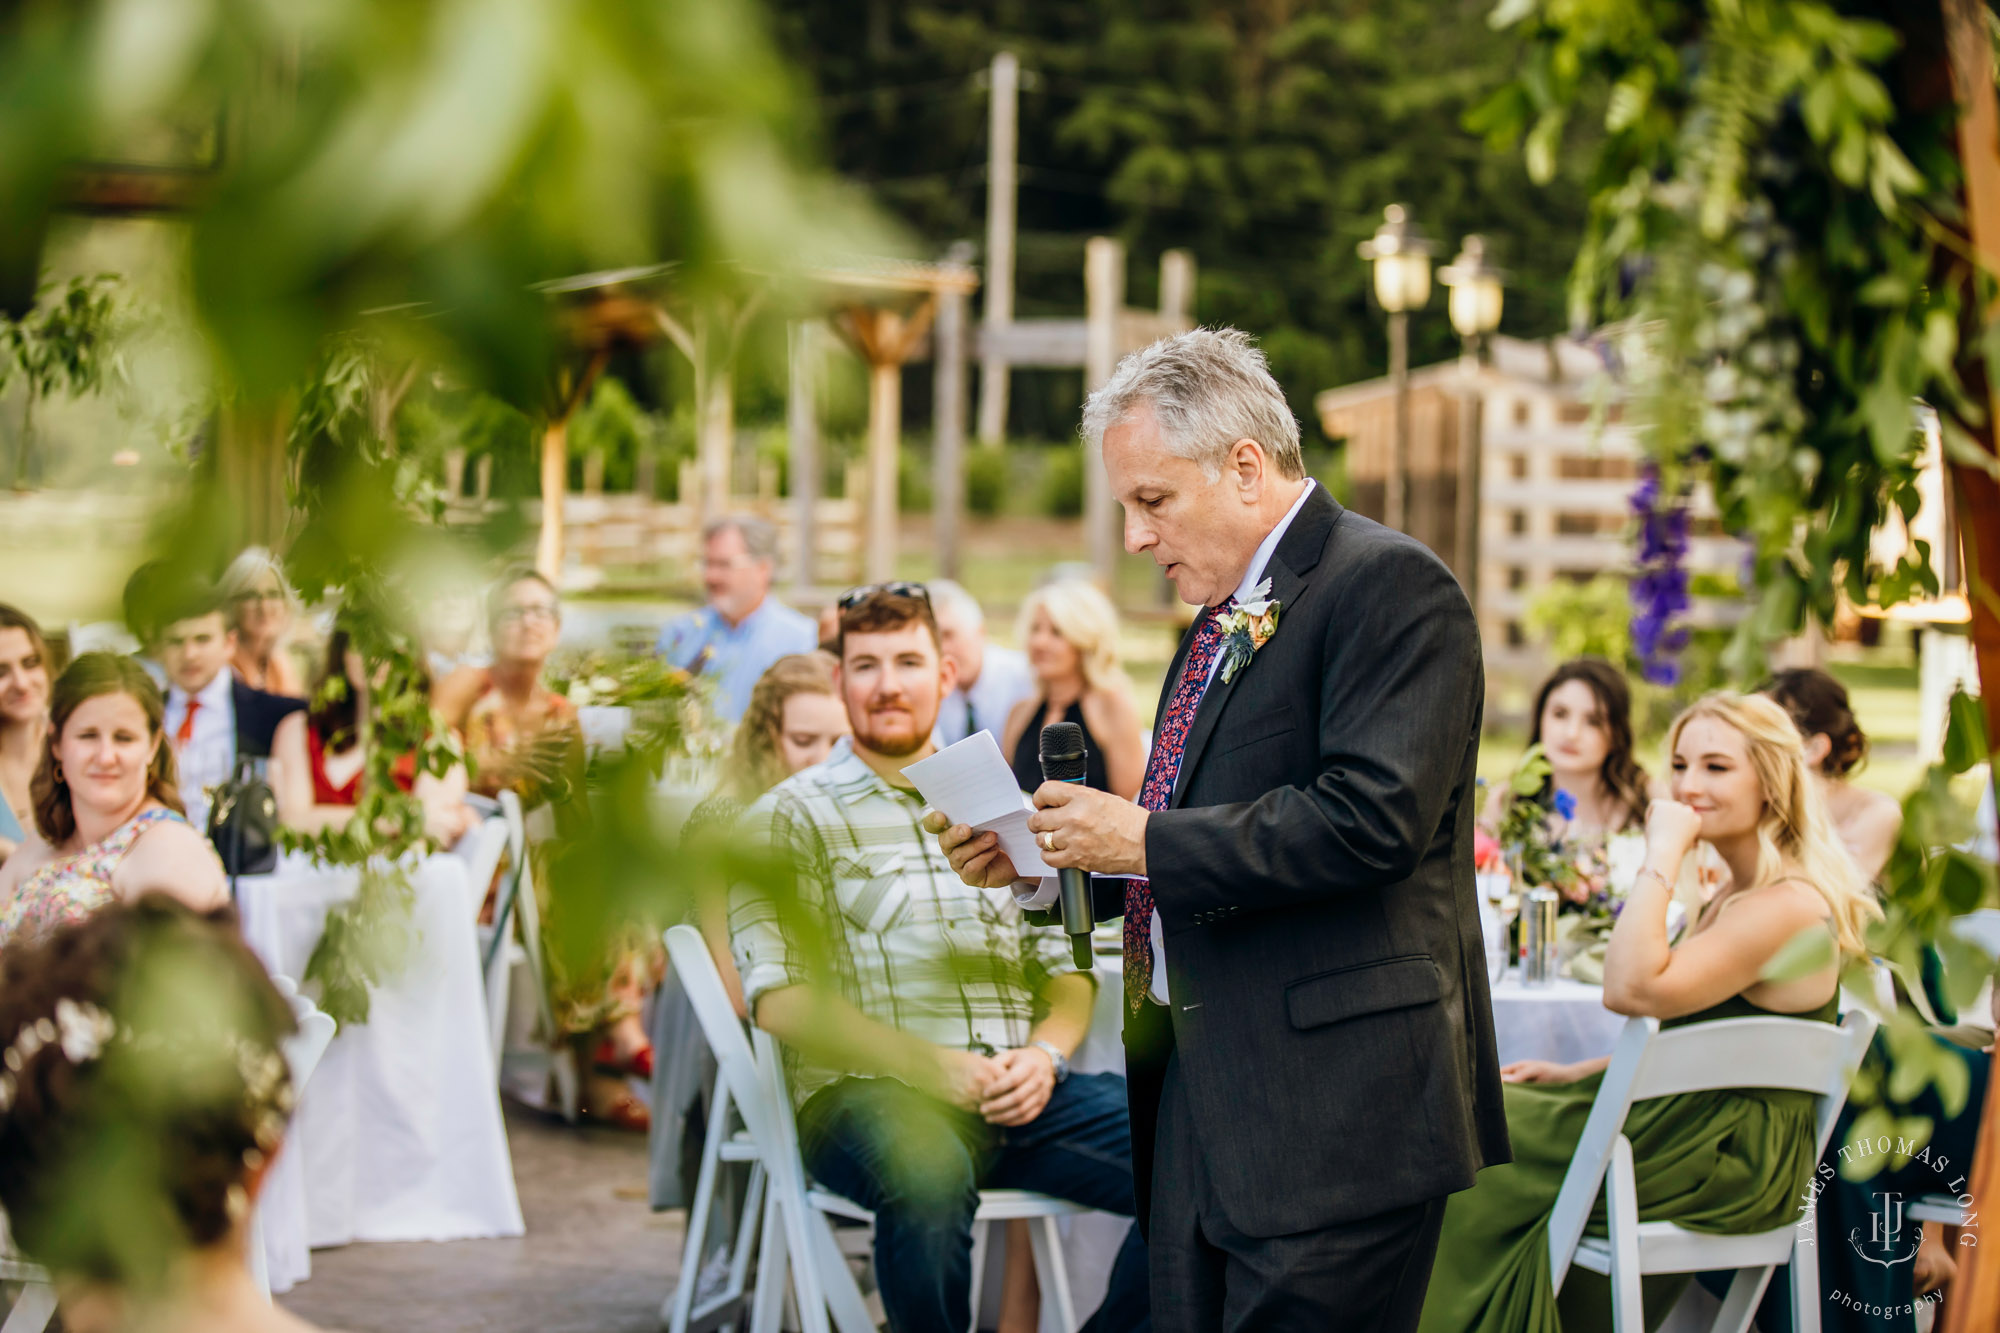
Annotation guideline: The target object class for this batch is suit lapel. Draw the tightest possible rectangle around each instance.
[1169,486,1342,808]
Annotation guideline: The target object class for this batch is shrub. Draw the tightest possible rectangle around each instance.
[1039,445,1084,518]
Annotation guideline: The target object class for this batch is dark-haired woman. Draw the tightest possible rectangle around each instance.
[1486,658,1654,841]
[281,629,479,847]
[0,896,334,1333]
[0,603,53,863]
[1762,667,1901,882]
[0,653,225,949]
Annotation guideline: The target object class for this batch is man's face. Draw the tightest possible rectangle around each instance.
[1103,402,1273,608]
[158,613,234,695]
[703,528,773,624]
[836,622,957,760]
[933,606,986,688]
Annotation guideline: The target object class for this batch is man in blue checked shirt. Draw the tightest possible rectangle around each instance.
[729,583,1149,1333]
[657,516,816,723]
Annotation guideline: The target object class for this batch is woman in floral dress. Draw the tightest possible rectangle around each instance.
[0,653,225,950]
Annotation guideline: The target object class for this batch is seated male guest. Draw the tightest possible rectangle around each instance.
[658,516,816,724]
[156,582,308,830]
[729,585,1149,1333]
[929,578,1035,748]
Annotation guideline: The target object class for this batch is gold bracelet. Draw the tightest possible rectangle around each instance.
[1636,866,1674,893]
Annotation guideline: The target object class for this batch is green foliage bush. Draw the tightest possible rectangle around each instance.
[966,445,1010,517]
[1039,446,1084,518]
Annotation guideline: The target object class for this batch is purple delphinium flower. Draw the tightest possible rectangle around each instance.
[1553,789,1578,821]
[1630,462,1693,686]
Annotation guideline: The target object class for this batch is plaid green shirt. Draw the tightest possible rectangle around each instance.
[729,738,1085,1105]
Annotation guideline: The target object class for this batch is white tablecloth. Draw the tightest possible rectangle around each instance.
[237,852,524,1290]
[1488,975,1629,1068]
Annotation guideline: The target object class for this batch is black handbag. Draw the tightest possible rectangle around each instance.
[207,753,280,885]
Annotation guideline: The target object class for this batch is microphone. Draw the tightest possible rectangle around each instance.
[1039,721,1095,970]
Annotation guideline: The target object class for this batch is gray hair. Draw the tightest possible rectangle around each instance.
[926,579,984,630]
[704,515,780,565]
[216,546,299,627]
[1081,327,1303,481]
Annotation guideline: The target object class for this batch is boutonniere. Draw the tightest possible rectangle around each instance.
[1215,579,1282,684]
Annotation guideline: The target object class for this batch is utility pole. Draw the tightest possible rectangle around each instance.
[976,50,1018,445]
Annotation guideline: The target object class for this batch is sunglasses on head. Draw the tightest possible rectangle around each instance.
[836,582,931,611]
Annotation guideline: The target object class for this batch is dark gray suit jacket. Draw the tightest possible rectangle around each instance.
[1119,485,1509,1238]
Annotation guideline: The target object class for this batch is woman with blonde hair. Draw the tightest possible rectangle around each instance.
[1420,692,1880,1333]
[1000,579,1146,800]
[218,547,306,699]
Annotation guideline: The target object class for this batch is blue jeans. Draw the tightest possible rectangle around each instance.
[798,1071,1151,1333]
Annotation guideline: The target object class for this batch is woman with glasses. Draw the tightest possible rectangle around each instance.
[218,547,306,699]
[436,570,652,1128]
[435,569,582,806]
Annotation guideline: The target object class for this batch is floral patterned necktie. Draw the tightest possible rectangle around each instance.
[1125,599,1233,1011]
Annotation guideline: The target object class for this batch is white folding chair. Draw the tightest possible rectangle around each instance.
[663,923,1088,1333]
[248,977,339,1301]
[0,1222,56,1333]
[483,790,578,1121]
[1547,1009,1877,1333]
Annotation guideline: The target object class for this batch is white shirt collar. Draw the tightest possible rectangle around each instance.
[1232,479,1317,605]
[173,667,235,711]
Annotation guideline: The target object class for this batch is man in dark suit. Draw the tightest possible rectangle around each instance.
[930,328,1508,1330]
[155,582,306,831]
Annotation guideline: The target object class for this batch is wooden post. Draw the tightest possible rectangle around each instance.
[1083,236,1125,588]
[977,51,1020,445]
[933,279,970,580]
[866,355,901,582]
[216,403,290,549]
[1159,249,1196,325]
[694,309,735,522]
[536,416,568,582]
[788,320,821,593]
[533,350,607,584]
[1454,346,1485,603]
[1935,3,2000,1329]
[1386,309,1411,534]
[833,300,936,584]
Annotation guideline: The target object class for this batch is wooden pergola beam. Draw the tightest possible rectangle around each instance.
[1934,3,2000,1328]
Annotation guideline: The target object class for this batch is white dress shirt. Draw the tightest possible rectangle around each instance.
[936,644,1037,748]
[1015,480,1319,1006]
[165,668,237,830]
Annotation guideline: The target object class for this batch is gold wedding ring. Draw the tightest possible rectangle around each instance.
[1042,832,1056,852]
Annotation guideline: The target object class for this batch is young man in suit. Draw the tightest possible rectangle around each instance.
[931,328,1509,1331]
[155,584,308,831]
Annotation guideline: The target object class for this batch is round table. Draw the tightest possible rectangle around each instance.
[1487,974,1630,1067]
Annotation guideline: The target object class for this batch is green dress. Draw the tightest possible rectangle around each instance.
[1418,992,1838,1333]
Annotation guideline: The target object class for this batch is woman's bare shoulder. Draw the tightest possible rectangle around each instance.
[117,814,227,909]
[0,830,56,890]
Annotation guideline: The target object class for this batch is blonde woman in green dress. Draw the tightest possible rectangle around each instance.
[1419,692,1881,1333]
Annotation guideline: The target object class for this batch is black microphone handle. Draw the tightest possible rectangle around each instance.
[1058,864,1094,969]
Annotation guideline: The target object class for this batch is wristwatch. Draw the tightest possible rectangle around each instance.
[1030,1040,1071,1083]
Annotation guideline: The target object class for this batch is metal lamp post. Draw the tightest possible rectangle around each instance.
[1358,205,1434,533]
[1438,234,1506,610]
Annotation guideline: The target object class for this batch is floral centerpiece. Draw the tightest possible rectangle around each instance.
[548,648,710,778]
[1483,745,1664,982]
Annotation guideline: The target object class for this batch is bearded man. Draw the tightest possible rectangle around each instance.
[728,583,1150,1333]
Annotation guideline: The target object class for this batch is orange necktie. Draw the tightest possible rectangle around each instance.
[176,697,200,749]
